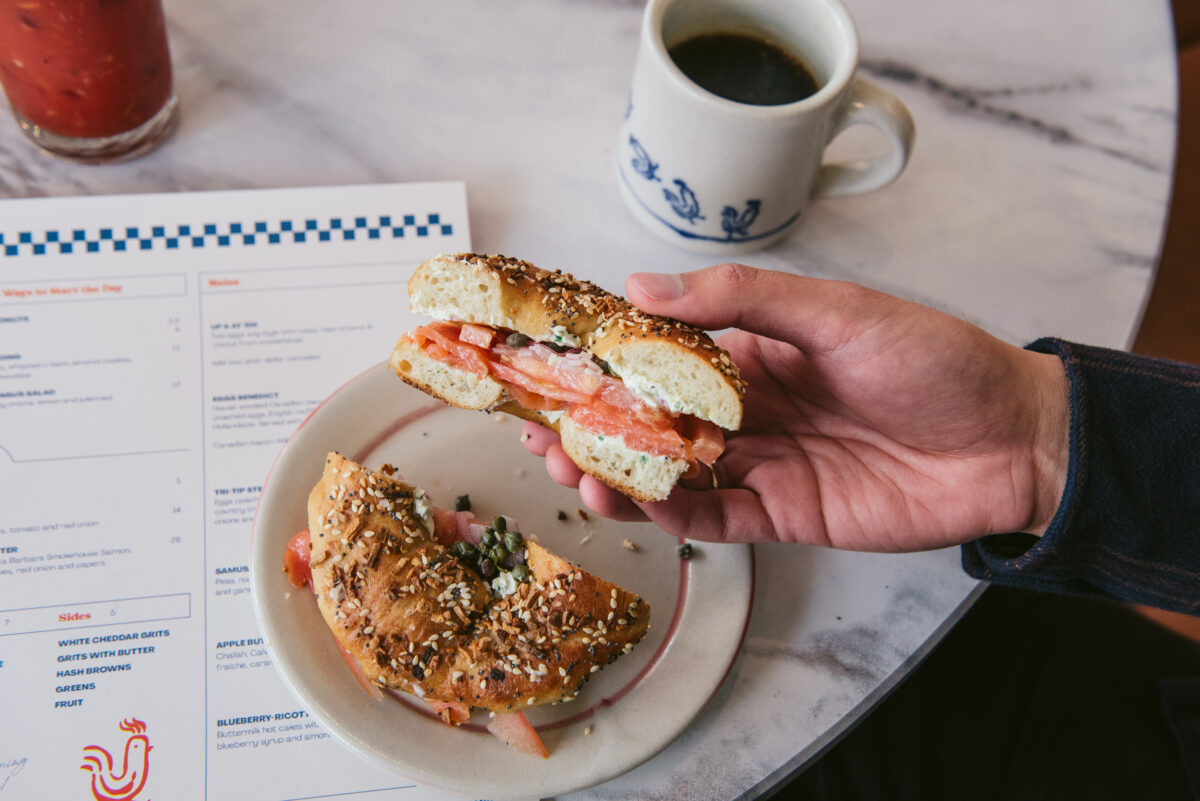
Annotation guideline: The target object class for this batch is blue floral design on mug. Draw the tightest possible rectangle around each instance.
[628,135,660,182]
[617,128,798,248]
[721,200,761,238]
[663,179,704,223]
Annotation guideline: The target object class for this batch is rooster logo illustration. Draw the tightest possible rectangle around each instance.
[80,718,152,801]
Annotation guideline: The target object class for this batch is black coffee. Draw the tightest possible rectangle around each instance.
[668,32,819,106]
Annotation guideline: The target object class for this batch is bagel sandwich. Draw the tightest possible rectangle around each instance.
[389,253,746,502]
[283,452,652,756]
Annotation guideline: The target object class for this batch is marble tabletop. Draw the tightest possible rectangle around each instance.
[0,0,1178,798]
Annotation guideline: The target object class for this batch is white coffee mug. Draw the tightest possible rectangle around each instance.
[616,0,915,254]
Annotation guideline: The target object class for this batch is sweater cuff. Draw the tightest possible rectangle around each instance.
[961,338,1200,613]
[961,338,1083,595]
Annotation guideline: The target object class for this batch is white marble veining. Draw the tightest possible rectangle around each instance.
[0,0,1177,798]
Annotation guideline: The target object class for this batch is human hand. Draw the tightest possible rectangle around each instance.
[521,264,1070,551]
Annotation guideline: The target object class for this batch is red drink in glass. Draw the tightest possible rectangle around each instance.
[0,0,179,162]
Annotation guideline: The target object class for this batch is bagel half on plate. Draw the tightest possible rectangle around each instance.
[282,452,652,757]
[389,253,746,502]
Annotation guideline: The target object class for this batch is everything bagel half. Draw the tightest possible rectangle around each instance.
[390,253,746,501]
[284,453,652,755]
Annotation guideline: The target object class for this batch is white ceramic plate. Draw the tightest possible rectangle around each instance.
[251,362,753,799]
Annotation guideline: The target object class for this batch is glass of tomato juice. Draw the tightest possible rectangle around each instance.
[0,0,179,163]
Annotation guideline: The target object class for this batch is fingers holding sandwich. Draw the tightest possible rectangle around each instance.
[523,420,781,541]
[518,420,558,458]
[579,472,778,544]
[627,263,886,355]
[522,421,647,521]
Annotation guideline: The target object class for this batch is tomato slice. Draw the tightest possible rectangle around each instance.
[459,323,495,349]
[336,639,385,700]
[283,529,312,588]
[426,699,471,726]
[487,711,549,758]
[432,508,460,547]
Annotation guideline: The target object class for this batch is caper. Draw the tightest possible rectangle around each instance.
[502,531,523,553]
[491,545,510,564]
[454,494,471,512]
[478,558,498,579]
[676,542,694,559]
[510,564,530,582]
[480,529,497,549]
[452,541,478,560]
[491,516,507,533]
[506,332,532,348]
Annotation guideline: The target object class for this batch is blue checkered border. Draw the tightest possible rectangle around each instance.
[0,213,455,257]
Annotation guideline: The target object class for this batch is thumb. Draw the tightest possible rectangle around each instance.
[626,263,875,352]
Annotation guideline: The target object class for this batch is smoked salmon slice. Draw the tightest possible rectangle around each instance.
[404,322,724,468]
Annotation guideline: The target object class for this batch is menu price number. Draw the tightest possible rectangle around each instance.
[168,475,184,545]
[166,315,185,392]
[169,502,184,543]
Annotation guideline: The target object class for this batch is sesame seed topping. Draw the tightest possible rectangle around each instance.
[445,253,745,396]
[312,452,652,717]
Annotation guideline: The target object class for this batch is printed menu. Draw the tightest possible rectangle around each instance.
[0,183,484,801]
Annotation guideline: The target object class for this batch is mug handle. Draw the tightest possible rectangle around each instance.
[813,77,915,199]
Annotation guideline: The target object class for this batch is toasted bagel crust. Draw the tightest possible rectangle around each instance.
[307,453,651,712]
[407,253,745,429]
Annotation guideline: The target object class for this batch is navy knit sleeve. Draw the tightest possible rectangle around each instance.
[961,338,1200,614]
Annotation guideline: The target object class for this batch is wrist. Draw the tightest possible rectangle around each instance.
[1024,350,1071,536]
